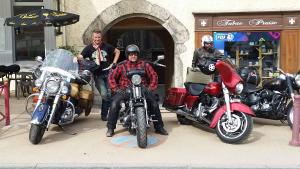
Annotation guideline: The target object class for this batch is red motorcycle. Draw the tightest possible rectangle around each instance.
[163,58,254,144]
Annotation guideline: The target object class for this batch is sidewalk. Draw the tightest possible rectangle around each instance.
[1,97,300,168]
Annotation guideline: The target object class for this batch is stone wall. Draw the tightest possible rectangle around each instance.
[61,0,300,86]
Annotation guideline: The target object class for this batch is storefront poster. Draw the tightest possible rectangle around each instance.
[213,31,280,55]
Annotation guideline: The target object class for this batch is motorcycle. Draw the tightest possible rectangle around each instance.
[163,57,254,144]
[117,55,166,148]
[25,49,94,144]
[238,66,300,128]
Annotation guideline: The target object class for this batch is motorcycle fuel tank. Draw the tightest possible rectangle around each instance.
[263,78,286,91]
[203,82,222,96]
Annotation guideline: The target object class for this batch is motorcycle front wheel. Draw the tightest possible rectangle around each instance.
[135,107,147,148]
[29,124,46,144]
[216,111,253,144]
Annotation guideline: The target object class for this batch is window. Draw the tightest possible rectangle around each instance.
[13,6,45,61]
[214,31,280,79]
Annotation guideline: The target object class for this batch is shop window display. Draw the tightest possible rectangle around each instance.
[214,32,280,81]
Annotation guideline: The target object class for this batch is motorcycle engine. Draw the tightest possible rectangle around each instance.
[193,96,219,120]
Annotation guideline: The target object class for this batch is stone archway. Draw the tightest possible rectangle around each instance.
[82,0,189,87]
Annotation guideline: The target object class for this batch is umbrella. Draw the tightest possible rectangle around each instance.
[4,8,79,27]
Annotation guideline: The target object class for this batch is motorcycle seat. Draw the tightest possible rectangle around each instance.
[0,64,20,74]
[184,82,206,96]
[243,83,262,93]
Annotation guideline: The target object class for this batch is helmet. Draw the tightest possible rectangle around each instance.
[198,58,216,75]
[125,44,140,57]
[80,70,92,84]
[238,67,260,86]
[201,35,213,46]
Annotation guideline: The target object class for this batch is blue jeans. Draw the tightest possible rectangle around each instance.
[94,74,111,118]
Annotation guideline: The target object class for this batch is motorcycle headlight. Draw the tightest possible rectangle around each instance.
[61,85,69,95]
[295,74,300,87]
[235,83,244,94]
[131,74,142,85]
[46,80,60,94]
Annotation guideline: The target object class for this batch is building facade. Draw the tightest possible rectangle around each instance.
[1,0,300,89]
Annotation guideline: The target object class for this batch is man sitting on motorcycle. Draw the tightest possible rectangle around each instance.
[106,44,168,137]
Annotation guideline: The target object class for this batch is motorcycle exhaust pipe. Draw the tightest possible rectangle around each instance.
[177,108,211,124]
[176,109,198,123]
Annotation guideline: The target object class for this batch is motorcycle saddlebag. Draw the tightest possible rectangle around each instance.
[163,88,187,109]
[79,89,93,107]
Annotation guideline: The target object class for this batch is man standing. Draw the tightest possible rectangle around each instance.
[78,30,120,121]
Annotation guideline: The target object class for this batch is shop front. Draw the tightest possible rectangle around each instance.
[194,12,300,80]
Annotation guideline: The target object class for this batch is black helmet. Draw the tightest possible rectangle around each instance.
[125,44,140,57]
[80,70,92,84]
[238,67,260,86]
[198,58,216,75]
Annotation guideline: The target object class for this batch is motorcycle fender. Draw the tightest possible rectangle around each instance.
[210,102,255,128]
[31,103,50,125]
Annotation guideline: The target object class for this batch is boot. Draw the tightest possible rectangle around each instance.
[101,100,110,121]
[106,128,114,137]
[101,115,107,121]
[155,127,168,135]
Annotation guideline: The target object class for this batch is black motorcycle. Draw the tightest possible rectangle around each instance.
[118,55,165,148]
[239,66,300,128]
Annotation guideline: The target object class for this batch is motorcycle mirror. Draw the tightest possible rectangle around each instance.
[35,56,43,62]
[157,55,165,61]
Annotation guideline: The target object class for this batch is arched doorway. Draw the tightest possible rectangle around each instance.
[104,17,174,101]
[82,0,189,87]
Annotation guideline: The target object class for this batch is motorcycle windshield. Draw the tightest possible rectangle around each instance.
[41,49,79,78]
[216,60,242,91]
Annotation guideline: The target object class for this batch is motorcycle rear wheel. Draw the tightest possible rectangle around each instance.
[136,107,147,148]
[216,111,253,144]
[29,124,46,144]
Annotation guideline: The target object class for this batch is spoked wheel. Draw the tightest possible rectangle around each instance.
[216,111,253,144]
[286,102,294,129]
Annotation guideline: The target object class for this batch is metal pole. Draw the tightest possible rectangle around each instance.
[289,95,300,146]
[4,80,10,126]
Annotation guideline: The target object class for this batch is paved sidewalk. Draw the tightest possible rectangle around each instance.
[1,97,300,168]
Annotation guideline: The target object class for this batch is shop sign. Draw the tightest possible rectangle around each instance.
[248,19,278,26]
[194,13,300,31]
[217,19,243,26]
[215,18,280,27]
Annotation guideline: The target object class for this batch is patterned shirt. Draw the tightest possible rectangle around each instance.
[108,60,158,92]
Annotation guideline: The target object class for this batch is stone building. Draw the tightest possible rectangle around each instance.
[1,0,300,92]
